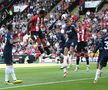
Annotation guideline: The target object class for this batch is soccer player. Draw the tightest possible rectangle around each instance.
[93,31,103,69]
[27,10,50,56]
[63,21,77,77]
[93,30,108,83]
[55,27,66,68]
[3,24,22,85]
[75,22,89,72]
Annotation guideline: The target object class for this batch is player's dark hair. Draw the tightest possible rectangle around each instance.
[7,24,13,31]
[39,10,46,15]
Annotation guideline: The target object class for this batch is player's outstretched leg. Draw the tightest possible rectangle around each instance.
[93,69,101,83]
[86,57,90,72]
[62,55,68,77]
[75,56,80,71]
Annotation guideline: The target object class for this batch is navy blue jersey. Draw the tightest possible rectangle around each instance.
[97,34,108,67]
[101,34,108,54]
[4,31,13,53]
[65,25,77,39]
[94,34,108,55]
[93,39,103,53]
[56,32,65,46]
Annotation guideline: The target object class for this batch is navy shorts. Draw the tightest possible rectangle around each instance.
[31,31,45,40]
[97,52,102,63]
[65,38,77,48]
[3,52,13,65]
[76,41,88,52]
[99,55,108,67]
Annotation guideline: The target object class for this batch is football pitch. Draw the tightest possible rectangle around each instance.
[0,63,108,90]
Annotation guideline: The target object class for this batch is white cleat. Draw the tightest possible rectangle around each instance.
[93,80,97,84]
[4,81,13,85]
[74,67,79,72]
[64,72,68,78]
[86,67,89,72]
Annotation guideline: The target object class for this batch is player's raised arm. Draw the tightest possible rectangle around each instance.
[27,18,33,35]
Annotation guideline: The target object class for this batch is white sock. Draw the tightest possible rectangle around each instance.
[62,55,67,68]
[63,68,67,73]
[10,66,17,81]
[5,66,11,82]
[69,55,72,66]
[86,65,89,68]
[62,55,67,73]
[94,69,101,81]
[76,65,79,68]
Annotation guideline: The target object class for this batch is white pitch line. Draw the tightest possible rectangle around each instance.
[0,77,107,90]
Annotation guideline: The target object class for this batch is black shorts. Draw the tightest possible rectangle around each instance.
[99,55,108,67]
[31,31,45,40]
[65,38,77,48]
[58,45,65,54]
[3,52,13,65]
[76,41,88,52]
[97,52,102,63]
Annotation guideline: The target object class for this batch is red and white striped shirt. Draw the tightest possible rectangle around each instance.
[31,15,44,32]
[77,25,87,42]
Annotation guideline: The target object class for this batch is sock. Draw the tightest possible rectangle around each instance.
[86,65,89,68]
[61,55,67,69]
[86,57,89,65]
[75,56,80,69]
[10,66,17,81]
[38,46,44,54]
[44,47,50,55]
[69,54,72,67]
[76,65,79,68]
[76,56,80,65]
[63,68,67,73]
[94,69,101,81]
[5,66,11,82]
[63,55,67,67]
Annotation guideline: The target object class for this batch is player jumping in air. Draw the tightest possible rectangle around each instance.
[27,10,50,56]
[62,21,77,77]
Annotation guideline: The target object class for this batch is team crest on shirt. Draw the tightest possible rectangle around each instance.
[10,35,13,39]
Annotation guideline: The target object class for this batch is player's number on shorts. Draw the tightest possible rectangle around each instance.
[104,41,108,50]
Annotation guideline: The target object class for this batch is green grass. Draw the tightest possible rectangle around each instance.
[0,63,108,90]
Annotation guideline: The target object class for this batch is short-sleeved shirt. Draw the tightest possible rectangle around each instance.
[3,31,13,64]
[65,25,77,40]
[31,15,44,32]
[4,31,13,53]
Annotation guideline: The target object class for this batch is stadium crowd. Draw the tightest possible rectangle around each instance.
[0,0,108,63]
